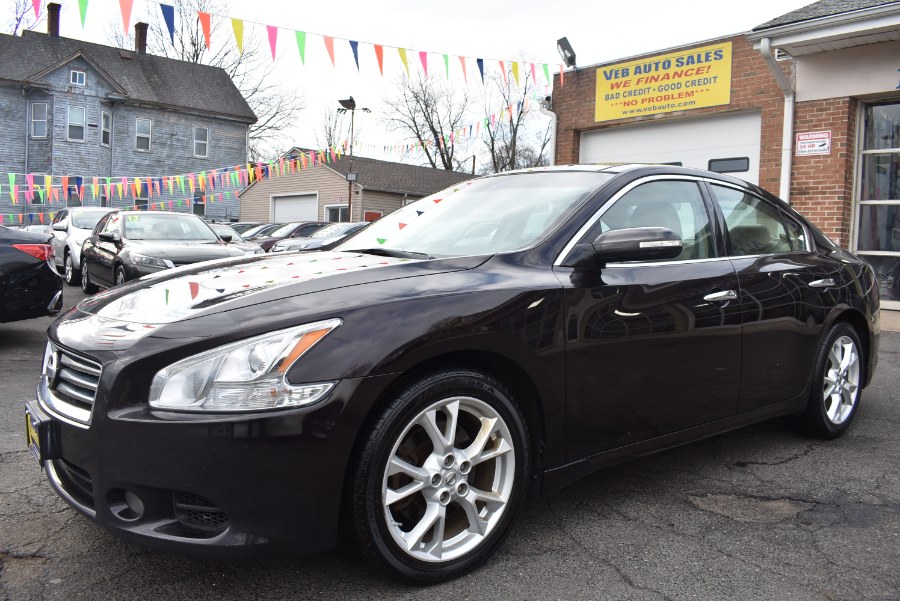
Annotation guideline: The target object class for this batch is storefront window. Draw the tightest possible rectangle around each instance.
[857,101,900,304]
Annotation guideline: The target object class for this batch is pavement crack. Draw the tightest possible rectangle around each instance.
[734,444,816,467]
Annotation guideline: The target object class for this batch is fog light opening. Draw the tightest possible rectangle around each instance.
[107,488,144,521]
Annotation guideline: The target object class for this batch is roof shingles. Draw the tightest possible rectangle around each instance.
[754,0,900,30]
[0,30,255,122]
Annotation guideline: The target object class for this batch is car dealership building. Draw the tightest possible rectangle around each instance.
[551,0,900,309]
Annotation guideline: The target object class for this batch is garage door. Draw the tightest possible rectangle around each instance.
[580,111,762,184]
[272,194,318,221]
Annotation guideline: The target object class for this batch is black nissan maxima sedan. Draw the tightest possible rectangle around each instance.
[0,225,63,323]
[26,165,879,582]
[79,210,246,290]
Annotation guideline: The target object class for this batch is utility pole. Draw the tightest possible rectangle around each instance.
[337,97,370,222]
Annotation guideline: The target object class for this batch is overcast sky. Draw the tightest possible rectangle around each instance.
[10,0,816,161]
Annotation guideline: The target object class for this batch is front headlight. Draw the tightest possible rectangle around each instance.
[131,253,174,269]
[149,319,341,412]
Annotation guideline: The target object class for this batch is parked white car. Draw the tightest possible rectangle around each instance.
[49,206,115,286]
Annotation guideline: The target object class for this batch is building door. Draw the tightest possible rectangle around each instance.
[272,194,317,221]
[855,101,900,310]
[579,112,762,184]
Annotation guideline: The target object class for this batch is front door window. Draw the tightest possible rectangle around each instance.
[856,102,900,305]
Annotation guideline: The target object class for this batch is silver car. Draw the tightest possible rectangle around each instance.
[49,207,114,286]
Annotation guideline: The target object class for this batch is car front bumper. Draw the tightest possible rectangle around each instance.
[31,372,392,558]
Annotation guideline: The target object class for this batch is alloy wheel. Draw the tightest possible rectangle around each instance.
[381,396,516,562]
[822,335,860,425]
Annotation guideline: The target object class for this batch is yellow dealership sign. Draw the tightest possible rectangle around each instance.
[595,42,732,122]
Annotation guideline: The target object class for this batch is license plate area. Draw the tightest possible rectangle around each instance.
[25,401,59,464]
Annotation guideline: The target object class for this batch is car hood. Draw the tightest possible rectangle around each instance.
[126,239,245,263]
[72,251,486,329]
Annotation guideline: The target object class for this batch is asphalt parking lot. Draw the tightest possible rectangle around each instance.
[1,285,898,600]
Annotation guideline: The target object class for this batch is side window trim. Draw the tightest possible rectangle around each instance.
[554,174,716,267]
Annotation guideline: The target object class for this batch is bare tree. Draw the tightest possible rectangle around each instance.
[315,106,354,152]
[107,0,303,160]
[479,66,552,174]
[5,0,43,35]
[383,74,472,171]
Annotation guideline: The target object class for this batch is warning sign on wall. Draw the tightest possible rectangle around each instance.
[796,131,832,156]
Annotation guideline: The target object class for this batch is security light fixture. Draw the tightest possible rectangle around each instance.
[557,37,576,68]
[338,97,356,111]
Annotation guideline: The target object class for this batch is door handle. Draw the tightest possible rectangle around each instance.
[703,290,738,303]
[808,278,835,289]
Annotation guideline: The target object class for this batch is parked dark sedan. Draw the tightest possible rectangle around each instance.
[79,211,245,291]
[269,222,368,253]
[251,221,331,252]
[0,225,63,323]
[26,165,879,583]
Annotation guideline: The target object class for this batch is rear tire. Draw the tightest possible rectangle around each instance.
[81,259,98,294]
[348,369,530,582]
[796,322,863,438]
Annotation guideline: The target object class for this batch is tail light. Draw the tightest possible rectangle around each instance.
[13,243,55,263]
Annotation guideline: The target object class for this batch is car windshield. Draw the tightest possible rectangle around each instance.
[72,209,111,229]
[311,223,358,238]
[230,223,258,234]
[211,224,245,242]
[268,222,302,237]
[338,171,613,258]
[244,223,283,238]
[123,213,219,242]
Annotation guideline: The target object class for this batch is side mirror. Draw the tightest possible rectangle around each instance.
[566,227,682,267]
[52,220,67,231]
[219,234,233,243]
[593,227,682,264]
[98,231,119,242]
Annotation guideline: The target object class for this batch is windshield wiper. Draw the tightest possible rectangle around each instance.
[348,248,434,260]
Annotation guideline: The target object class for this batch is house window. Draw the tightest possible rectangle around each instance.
[193,126,208,157]
[192,191,206,216]
[70,70,86,86]
[67,106,86,141]
[31,103,47,138]
[101,112,111,147]
[135,118,151,151]
[708,157,750,174]
[325,205,349,222]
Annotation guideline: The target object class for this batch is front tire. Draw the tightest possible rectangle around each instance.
[796,322,863,438]
[349,369,530,582]
[114,265,127,286]
[81,259,98,294]
[64,251,80,287]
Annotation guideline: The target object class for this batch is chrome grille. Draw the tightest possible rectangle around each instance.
[43,343,102,424]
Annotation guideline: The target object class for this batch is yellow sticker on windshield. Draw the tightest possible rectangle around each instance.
[127,215,140,222]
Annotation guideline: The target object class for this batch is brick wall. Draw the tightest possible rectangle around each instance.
[552,35,789,196]
[789,98,857,247]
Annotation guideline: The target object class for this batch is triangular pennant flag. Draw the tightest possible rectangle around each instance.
[231,18,244,55]
[32,0,40,20]
[159,4,175,45]
[295,31,306,64]
[477,58,485,84]
[118,0,133,33]
[323,36,335,66]
[12,185,19,205]
[398,48,409,75]
[458,56,467,83]
[530,62,537,86]
[266,25,277,60]
[543,63,550,87]
[6,173,14,201]
[512,61,520,86]
[419,51,428,76]
[443,54,449,78]
[374,44,384,75]
[198,12,211,49]
[77,0,88,27]
[499,60,508,85]
[349,40,360,71]
[176,174,184,194]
